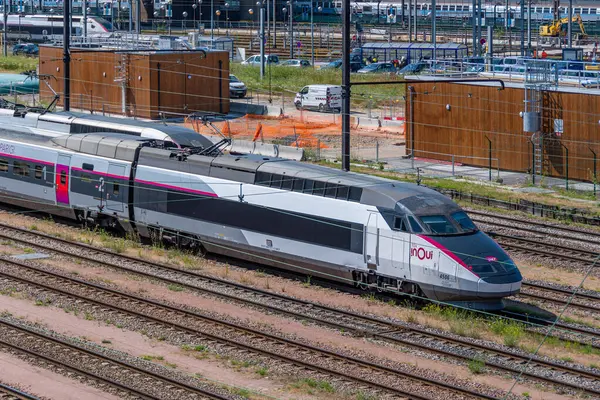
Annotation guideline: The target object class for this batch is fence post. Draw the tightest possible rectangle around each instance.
[317,138,321,161]
[562,143,569,191]
[452,154,455,176]
[485,135,492,181]
[590,147,597,197]
[376,140,379,163]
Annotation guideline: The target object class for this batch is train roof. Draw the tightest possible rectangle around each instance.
[52,133,159,162]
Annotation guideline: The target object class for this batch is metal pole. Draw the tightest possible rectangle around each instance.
[63,0,70,111]
[527,0,531,54]
[310,0,314,67]
[520,0,524,55]
[409,86,415,169]
[568,0,572,48]
[289,0,293,58]
[477,0,482,50]
[432,0,436,59]
[260,7,265,79]
[472,0,477,55]
[211,0,214,38]
[591,148,597,197]
[408,0,411,43]
[488,24,493,62]
[273,0,276,47]
[413,0,416,41]
[341,0,350,171]
[3,0,7,57]
[562,144,569,190]
[488,137,492,181]
[83,2,88,40]
[137,0,141,33]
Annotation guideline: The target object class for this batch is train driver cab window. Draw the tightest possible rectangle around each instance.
[408,216,423,233]
[451,211,477,232]
[419,215,457,234]
[393,216,409,232]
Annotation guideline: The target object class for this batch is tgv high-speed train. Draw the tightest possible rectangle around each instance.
[0,110,522,310]
[0,14,112,41]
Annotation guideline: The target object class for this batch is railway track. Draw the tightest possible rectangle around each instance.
[0,319,227,400]
[491,233,599,265]
[0,384,39,400]
[0,224,599,396]
[0,257,491,400]
[520,281,600,314]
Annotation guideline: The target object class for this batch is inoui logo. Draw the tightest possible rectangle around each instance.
[411,246,433,260]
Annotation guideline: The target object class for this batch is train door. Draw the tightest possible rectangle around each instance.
[105,163,125,212]
[55,154,71,206]
[364,212,379,269]
[392,229,409,279]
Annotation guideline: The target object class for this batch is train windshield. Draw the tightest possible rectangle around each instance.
[417,212,478,235]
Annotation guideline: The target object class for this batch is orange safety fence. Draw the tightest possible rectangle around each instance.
[184,113,351,149]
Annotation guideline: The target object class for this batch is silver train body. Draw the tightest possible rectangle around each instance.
[0,111,522,310]
[0,14,112,41]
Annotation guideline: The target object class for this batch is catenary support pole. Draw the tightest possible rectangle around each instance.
[63,0,70,111]
[520,0,524,55]
[310,0,314,68]
[568,0,572,48]
[432,0,436,59]
[3,0,7,57]
[83,1,88,40]
[260,7,265,79]
[341,0,350,171]
[472,0,477,55]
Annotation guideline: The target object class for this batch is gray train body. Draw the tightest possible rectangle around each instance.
[0,121,521,310]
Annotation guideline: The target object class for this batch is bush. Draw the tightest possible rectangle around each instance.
[468,357,485,374]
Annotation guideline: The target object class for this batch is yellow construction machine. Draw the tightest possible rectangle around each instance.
[539,14,587,38]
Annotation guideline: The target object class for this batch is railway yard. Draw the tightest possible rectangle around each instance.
[0,193,598,400]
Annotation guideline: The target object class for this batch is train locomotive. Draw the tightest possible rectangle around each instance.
[0,111,522,310]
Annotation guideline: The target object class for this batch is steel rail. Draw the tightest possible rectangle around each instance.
[0,320,225,400]
[0,258,480,400]
[0,383,40,400]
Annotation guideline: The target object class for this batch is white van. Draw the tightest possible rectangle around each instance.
[294,85,342,113]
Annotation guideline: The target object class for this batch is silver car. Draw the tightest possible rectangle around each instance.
[229,74,247,98]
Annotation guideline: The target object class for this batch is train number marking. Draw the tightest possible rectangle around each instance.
[439,273,451,280]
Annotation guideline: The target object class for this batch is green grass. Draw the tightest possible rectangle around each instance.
[489,318,524,348]
[230,64,405,107]
[291,378,335,393]
[0,55,37,72]
[141,354,164,361]
[167,284,184,292]
[468,357,485,374]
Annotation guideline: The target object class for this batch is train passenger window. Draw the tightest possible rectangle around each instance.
[0,160,7,172]
[348,186,362,202]
[451,211,477,232]
[336,185,349,200]
[324,182,337,198]
[441,5,448,11]
[255,171,271,186]
[303,180,314,193]
[408,216,423,233]
[419,215,457,234]
[435,5,441,10]
[270,175,283,189]
[313,181,325,196]
[449,5,455,11]
[60,171,66,185]
[113,183,120,195]
[34,166,43,179]
[591,8,597,14]
[281,174,293,190]
[81,174,92,183]
[292,178,305,192]
[13,162,29,177]
[82,163,94,171]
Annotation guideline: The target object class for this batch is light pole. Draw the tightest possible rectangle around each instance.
[183,11,187,31]
[249,7,254,49]
[153,10,158,33]
[192,3,197,31]
[166,0,172,35]
[225,2,229,36]
[215,9,221,35]
[287,0,293,58]
[84,7,90,40]
[50,8,54,40]
[211,0,214,38]
[273,0,276,48]
[198,0,203,32]
[282,6,287,49]
[310,0,314,67]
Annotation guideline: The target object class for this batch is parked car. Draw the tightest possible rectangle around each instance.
[280,59,311,67]
[12,43,38,57]
[241,54,280,65]
[320,59,365,72]
[357,62,397,74]
[229,74,247,98]
[399,62,428,74]
[294,84,342,113]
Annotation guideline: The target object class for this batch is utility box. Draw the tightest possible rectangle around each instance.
[523,111,540,132]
